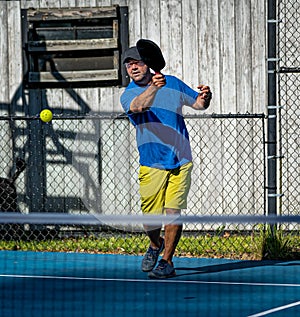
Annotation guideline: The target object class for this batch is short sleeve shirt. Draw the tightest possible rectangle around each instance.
[120,75,198,170]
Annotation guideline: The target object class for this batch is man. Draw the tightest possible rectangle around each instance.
[120,45,212,279]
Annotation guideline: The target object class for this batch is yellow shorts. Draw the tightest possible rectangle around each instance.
[138,162,193,214]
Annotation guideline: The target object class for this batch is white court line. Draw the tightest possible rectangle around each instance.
[1,274,300,288]
[247,301,300,317]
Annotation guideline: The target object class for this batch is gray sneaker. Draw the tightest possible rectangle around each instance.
[148,259,176,279]
[141,238,165,272]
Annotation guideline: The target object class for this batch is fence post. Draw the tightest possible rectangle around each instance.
[267,0,278,217]
[27,89,46,212]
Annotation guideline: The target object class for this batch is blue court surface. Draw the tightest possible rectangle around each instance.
[0,251,299,317]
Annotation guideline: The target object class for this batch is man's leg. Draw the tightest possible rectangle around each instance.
[162,208,182,265]
[147,208,180,279]
[139,165,167,272]
[141,225,164,272]
[161,163,192,264]
[143,225,163,249]
[148,163,192,278]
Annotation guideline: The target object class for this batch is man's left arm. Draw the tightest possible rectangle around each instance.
[191,85,212,110]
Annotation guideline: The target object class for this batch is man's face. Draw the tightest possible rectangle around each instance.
[125,59,150,84]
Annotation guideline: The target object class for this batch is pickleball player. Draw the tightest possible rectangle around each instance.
[120,45,212,278]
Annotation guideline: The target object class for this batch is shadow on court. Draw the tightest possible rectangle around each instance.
[175,259,286,277]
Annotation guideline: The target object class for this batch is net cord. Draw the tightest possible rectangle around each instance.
[0,213,299,226]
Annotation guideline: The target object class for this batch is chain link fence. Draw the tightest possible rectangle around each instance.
[278,0,300,216]
[0,114,269,258]
[0,114,266,217]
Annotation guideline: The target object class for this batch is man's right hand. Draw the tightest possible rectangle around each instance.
[150,73,166,88]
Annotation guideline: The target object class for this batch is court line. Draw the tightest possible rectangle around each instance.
[1,274,300,288]
[247,301,300,317]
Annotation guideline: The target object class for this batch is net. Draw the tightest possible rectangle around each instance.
[0,213,299,317]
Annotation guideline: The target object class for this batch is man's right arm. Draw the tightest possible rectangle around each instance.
[129,74,166,113]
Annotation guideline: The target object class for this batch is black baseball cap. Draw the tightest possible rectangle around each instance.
[122,46,142,64]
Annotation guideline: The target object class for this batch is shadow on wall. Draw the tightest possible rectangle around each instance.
[0,69,120,214]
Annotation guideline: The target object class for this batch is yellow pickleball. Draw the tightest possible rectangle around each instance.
[40,109,53,122]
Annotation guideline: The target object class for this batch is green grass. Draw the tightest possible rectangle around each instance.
[260,225,300,260]
[0,230,299,260]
